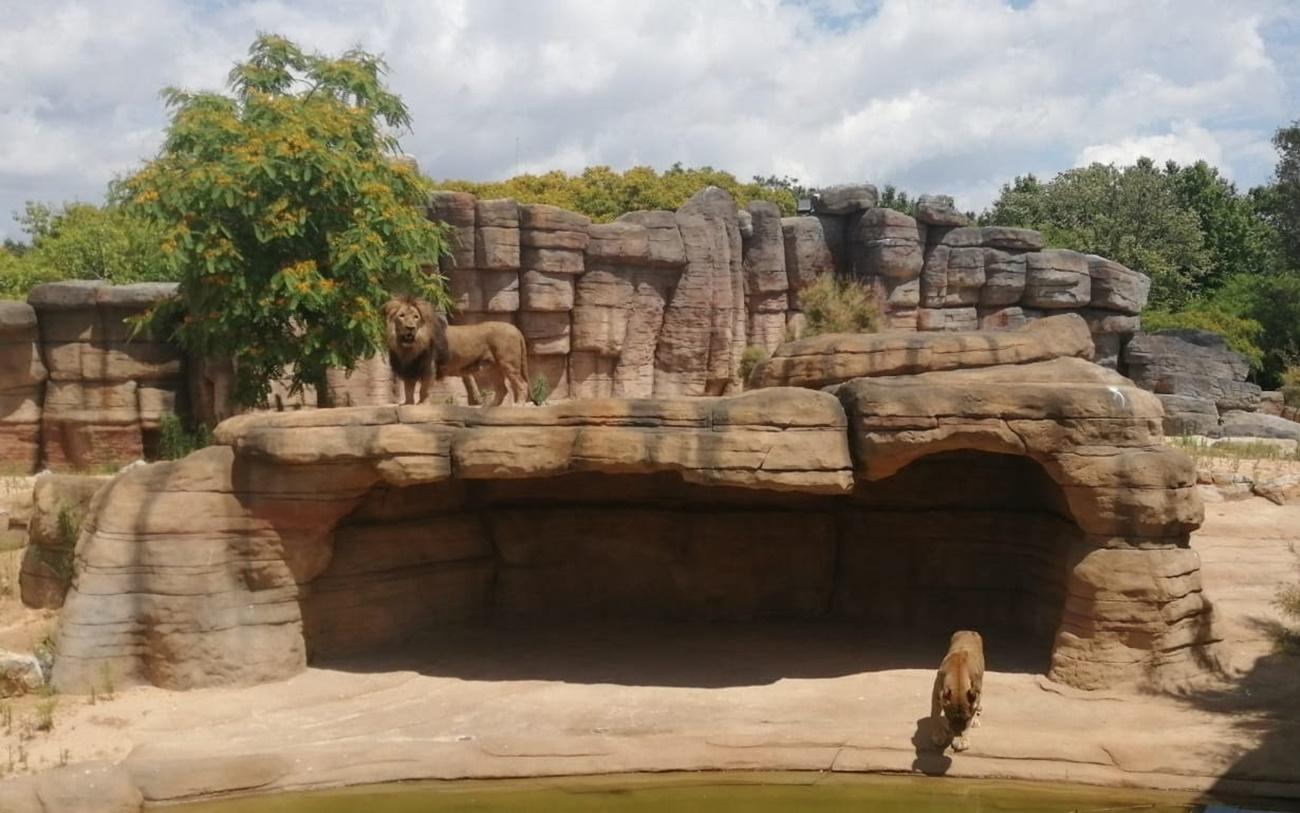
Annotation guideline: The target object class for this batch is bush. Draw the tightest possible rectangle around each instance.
[738,345,769,387]
[1282,366,1300,407]
[440,164,797,222]
[529,373,550,406]
[798,276,881,338]
[1142,306,1265,371]
[157,414,211,460]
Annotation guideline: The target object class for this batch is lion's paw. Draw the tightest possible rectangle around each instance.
[951,735,970,752]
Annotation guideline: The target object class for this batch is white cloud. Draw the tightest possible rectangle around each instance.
[0,0,1296,238]
[1077,122,1229,172]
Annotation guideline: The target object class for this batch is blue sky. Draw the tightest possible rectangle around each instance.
[1,0,1298,240]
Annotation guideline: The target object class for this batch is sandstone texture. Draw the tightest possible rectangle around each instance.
[19,473,111,610]
[750,313,1093,390]
[46,317,1210,697]
[28,282,183,469]
[0,302,45,472]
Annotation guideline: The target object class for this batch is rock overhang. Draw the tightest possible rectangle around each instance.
[50,315,1215,694]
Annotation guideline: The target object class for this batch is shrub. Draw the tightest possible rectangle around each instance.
[798,275,881,338]
[158,414,212,460]
[738,345,769,387]
[1142,306,1265,371]
[1281,365,1300,408]
[529,373,550,406]
[440,164,798,222]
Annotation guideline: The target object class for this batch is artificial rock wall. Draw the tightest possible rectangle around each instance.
[423,184,1153,401]
[50,317,1216,695]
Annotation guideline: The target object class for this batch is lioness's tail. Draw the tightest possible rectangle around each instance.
[519,330,530,391]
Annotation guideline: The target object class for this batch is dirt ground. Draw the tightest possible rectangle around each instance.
[0,494,1296,804]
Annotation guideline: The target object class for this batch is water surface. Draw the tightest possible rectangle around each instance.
[174,772,1296,813]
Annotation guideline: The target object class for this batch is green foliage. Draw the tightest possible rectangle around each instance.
[1281,366,1300,407]
[1142,305,1265,371]
[157,414,212,460]
[877,184,917,216]
[798,275,880,338]
[54,503,83,552]
[1165,161,1278,287]
[528,373,550,406]
[0,202,171,299]
[1270,118,1300,270]
[984,160,1210,309]
[441,163,797,222]
[738,344,769,387]
[117,34,450,407]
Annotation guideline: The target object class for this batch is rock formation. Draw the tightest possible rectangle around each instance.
[0,302,45,472]
[50,315,1212,694]
[28,282,184,468]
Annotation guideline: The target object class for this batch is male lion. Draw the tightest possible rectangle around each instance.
[930,630,984,752]
[383,296,531,406]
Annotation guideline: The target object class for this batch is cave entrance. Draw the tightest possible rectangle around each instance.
[298,450,1078,682]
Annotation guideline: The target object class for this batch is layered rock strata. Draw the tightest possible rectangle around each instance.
[29,282,184,468]
[52,325,1210,694]
[0,302,45,471]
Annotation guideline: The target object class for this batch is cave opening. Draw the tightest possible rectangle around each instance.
[298,450,1078,684]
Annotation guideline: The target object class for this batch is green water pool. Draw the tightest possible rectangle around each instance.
[173,772,1296,812]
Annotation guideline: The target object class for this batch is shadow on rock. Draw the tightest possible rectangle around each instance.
[910,716,952,776]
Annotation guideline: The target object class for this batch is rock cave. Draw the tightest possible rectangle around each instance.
[49,315,1215,695]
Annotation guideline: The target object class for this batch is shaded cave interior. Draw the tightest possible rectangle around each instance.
[298,451,1081,682]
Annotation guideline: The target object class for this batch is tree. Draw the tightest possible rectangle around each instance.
[877,184,916,216]
[440,164,798,221]
[1270,119,1300,269]
[17,202,170,284]
[118,34,449,407]
[1164,160,1276,287]
[984,160,1209,309]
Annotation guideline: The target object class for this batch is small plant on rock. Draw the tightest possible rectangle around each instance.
[1282,364,1300,408]
[739,344,769,388]
[529,372,550,406]
[158,414,212,460]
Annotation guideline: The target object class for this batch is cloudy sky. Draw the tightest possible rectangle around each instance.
[2,0,1298,240]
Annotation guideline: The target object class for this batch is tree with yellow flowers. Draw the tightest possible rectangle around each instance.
[117,34,449,407]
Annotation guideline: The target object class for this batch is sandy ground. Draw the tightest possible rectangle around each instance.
[0,497,1297,804]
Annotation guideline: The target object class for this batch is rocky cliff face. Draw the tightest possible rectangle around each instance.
[50,316,1214,694]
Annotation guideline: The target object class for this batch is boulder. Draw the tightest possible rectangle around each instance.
[1125,330,1259,412]
[914,194,969,226]
[812,183,878,214]
[428,191,477,271]
[1023,250,1091,308]
[781,217,835,307]
[978,306,1029,331]
[742,201,789,301]
[0,650,44,697]
[1157,394,1221,438]
[475,226,520,270]
[852,208,923,281]
[475,198,519,228]
[979,249,1026,306]
[519,270,576,312]
[980,226,1044,251]
[917,307,978,332]
[20,472,111,609]
[1218,410,1300,441]
[1087,256,1150,314]
[750,313,1094,390]
[518,203,590,232]
[520,247,584,275]
[656,187,745,396]
[587,221,650,262]
[0,301,45,473]
[616,210,687,266]
[517,311,571,356]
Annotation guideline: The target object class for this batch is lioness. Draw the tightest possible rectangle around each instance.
[930,630,984,752]
[383,296,531,406]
